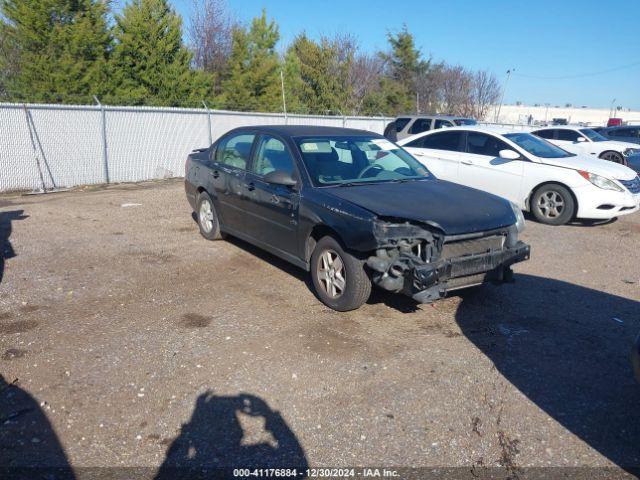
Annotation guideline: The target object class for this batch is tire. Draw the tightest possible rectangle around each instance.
[310,236,371,311]
[599,151,626,165]
[196,191,222,240]
[531,183,575,225]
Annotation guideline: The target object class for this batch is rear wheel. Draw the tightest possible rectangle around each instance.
[599,151,626,165]
[310,236,371,311]
[531,184,575,225]
[196,192,222,240]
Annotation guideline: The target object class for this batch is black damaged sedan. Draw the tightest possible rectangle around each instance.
[185,126,530,311]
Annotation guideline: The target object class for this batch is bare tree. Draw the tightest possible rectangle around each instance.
[349,52,385,114]
[471,70,500,120]
[322,33,386,115]
[438,65,474,116]
[189,0,235,93]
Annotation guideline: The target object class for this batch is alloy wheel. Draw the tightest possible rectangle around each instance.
[316,249,346,298]
[199,200,214,233]
[537,190,565,219]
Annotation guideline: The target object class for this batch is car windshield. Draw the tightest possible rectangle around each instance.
[580,128,608,142]
[454,118,477,126]
[504,132,575,158]
[295,136,432,186]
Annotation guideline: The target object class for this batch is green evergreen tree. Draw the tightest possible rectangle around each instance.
[109,0,210,106]
[0,0,111,103]
[220,10,281,112]
[283,34,351,115]
[378,25,430,114]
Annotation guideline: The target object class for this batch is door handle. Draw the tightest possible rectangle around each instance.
[244,182,255,191]
[210,170,219,178]
[460,159,474,165]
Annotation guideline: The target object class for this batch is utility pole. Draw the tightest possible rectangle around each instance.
[280,70,288,125]
[609,98,617,118]
[416,92,420,114]
[495,68,514,123]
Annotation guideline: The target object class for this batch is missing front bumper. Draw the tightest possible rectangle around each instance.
[409,241,530,302]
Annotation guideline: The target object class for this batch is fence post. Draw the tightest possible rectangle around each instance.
[202,100,212,146]
[94,96,110,184]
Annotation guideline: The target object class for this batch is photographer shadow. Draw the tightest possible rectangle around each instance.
[155,392,308,480]
[0,375,75,479]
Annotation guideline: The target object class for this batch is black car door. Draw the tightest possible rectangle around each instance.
[208,132,256,232]
[243,134,300,257]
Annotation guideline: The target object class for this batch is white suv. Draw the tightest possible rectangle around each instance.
[532,126,640,166]
[399,126,640,225]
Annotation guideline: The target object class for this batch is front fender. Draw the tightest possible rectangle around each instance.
[297,189,379,261]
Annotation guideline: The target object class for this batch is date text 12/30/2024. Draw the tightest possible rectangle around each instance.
[233,468,400,478]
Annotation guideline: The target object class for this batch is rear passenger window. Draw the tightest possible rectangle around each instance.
[534,130,555,140]
[216,133,255,169]
[406,131,464,152]
[556,130,580,141]
[466,132,510,157]
[394,117,411,132]
[409,118,431,134]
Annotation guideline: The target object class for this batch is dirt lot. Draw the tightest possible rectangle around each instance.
[1,179,639,478]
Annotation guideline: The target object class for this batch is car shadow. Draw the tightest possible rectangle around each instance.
[522,211,618,227]
[0,210,28,284]
[155,392,308,479]
[223,235,311,284]
[0,375,75,479]
[455,274,640,474]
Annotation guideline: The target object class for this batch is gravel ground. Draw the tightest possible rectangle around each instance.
[0,179,639,479]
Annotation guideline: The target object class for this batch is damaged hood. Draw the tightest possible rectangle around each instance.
[324,179,516,235]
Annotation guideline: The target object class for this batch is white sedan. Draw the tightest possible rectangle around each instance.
[531,126,640,166]
[398,126,640,225]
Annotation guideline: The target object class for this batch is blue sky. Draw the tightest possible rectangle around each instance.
[169,0,640,109]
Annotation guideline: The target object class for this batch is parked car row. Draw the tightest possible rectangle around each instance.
[184,118,639,312]
[398,126,640,225]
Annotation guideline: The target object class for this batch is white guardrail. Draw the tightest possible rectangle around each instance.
[0,102,393,193]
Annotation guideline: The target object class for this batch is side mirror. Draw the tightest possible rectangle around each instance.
[263,170,297,187]
[576,136,587,143]
[498,149,520,160]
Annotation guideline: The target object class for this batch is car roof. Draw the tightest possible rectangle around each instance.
[421,125,533,136]
[229,125,377,137]
[396,114,471,120]
[534,125,590,131]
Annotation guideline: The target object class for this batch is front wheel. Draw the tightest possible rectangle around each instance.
[531,184,575,225]
[599,151,626,165]
[310,236,371,311]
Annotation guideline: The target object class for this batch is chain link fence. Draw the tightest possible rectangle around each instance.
[0,102,392,193]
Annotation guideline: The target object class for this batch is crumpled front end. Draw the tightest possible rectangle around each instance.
[366,219,530,303]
